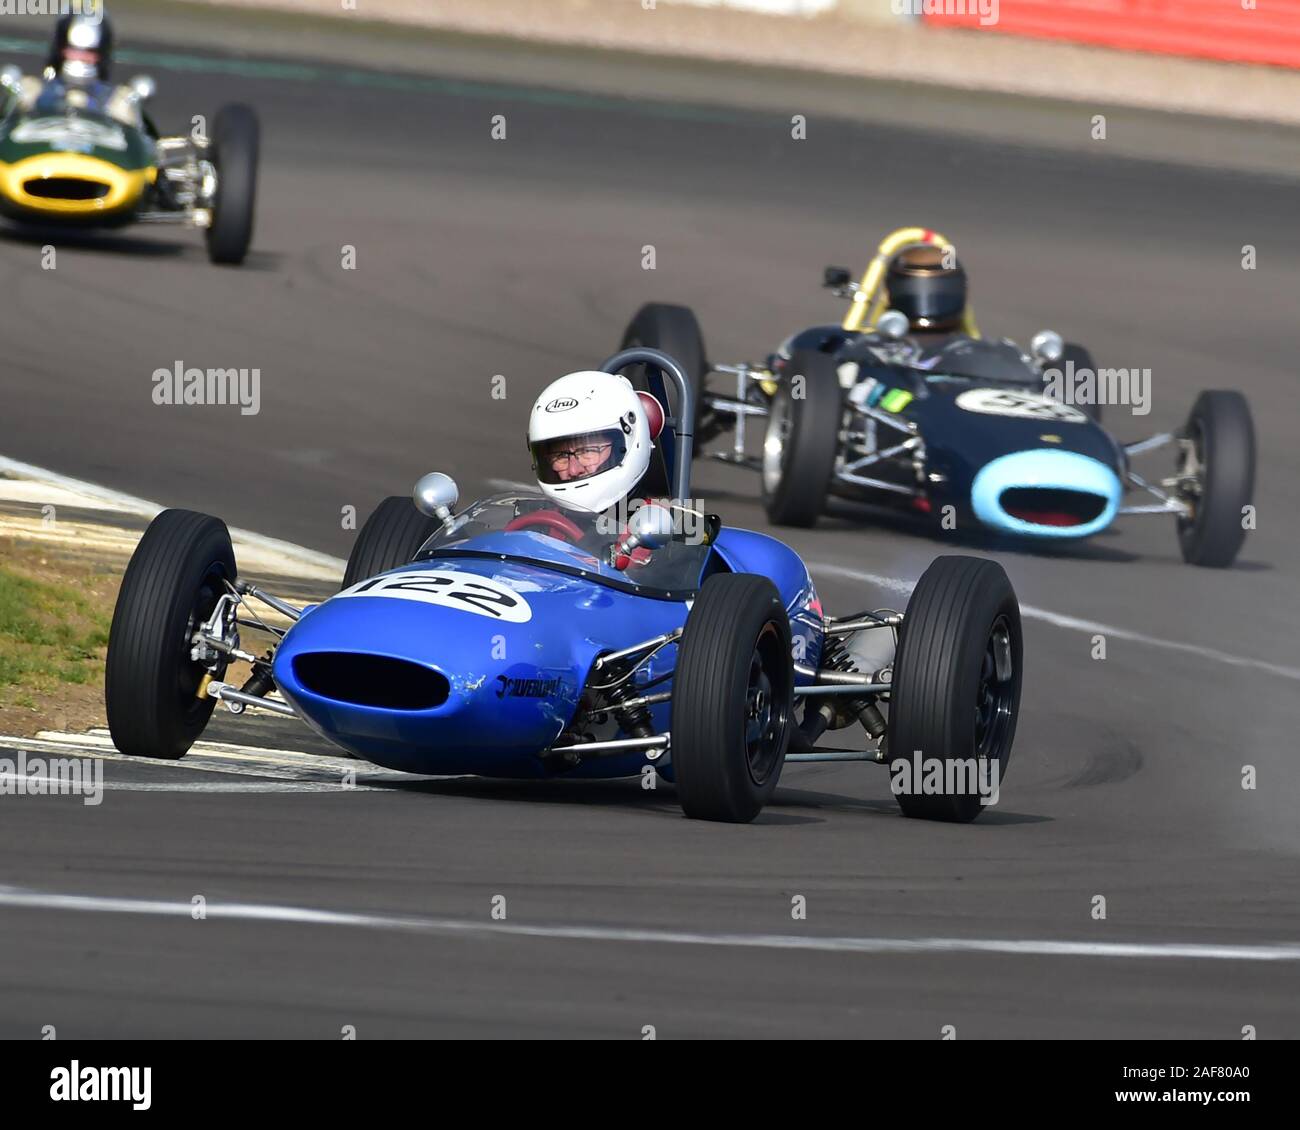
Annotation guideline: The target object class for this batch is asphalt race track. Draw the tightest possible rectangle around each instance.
[1,28,1299,1038]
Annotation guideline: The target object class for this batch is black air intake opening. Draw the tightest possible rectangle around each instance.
[1000,487,1107,528]
[293,652,449,710]
[25,178,110,200]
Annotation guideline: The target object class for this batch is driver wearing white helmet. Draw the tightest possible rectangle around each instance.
[528,370,663,514]
[526,370,669,567]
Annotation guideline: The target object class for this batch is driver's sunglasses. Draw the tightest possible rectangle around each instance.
[548,442,612,469]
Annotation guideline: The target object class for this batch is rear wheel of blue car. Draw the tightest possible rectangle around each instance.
[888,555,1022,823]
[206,104,259,266]
[343,496,443,589]
[761,349,842,528]
[105,510,236,759]
[671,574,793,823]
[1176,390,1255,568]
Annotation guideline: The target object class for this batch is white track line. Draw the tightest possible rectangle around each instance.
[1,732,467,787]
[810,561,1300,683]
[0,774,382,794]
[34,729,363,770]
[0,736,325,780]
[0,886,1297,962]
[0,454,346,575]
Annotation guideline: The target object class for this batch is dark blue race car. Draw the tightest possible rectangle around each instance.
[105,350,1023,824]
[623,227,1257,568]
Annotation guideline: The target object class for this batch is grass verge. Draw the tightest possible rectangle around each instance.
[0,537,116,736]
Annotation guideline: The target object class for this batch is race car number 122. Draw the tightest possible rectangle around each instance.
[340,570,533,623]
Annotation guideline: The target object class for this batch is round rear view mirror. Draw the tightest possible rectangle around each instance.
[129,74,157,102]
[626,503,675,551]
[1031,330,1065,364]
[413,472,459,521]
[876,310,910,341]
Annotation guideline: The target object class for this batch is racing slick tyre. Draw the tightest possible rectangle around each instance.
[671,574,794,823]
[342,496,443,589]
[1061,343,1102,424]
[888,555,1022,823]
[205,104,259,266]
[1176,390,1256,568]
[621,303,713,447]
[105,510,237,760]
[761,348,842,528]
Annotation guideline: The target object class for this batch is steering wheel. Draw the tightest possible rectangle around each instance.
[503,509,586,544]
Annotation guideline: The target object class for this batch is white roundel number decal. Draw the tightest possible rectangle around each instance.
[338,570,532,622]
[11,116,128,152]
[956,388,1087,423]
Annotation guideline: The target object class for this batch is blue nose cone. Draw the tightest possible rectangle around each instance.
[971,449,1121,537]
[270,585,586,775]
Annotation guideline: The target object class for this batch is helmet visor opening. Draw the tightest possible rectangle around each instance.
[532,429,627,486]
[888,272,966,328]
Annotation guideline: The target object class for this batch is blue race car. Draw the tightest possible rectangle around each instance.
[104,349,1023,823]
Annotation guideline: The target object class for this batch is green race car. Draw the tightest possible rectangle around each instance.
[0,64,258,265]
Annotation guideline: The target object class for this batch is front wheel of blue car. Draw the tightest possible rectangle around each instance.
[888,555,1022,824]
[671,574,794,823]
[105,510,237,760]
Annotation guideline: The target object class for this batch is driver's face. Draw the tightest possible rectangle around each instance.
[544,435,615,482]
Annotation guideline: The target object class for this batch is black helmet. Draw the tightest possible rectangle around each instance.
[48,13,114,83]
[885,243,968,333]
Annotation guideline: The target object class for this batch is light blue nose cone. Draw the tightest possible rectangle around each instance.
[971,450,1121,538]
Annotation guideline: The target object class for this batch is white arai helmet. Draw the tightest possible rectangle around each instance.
[527,371,664,515]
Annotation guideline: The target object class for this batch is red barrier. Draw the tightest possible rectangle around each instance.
[923,1,1300,69]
